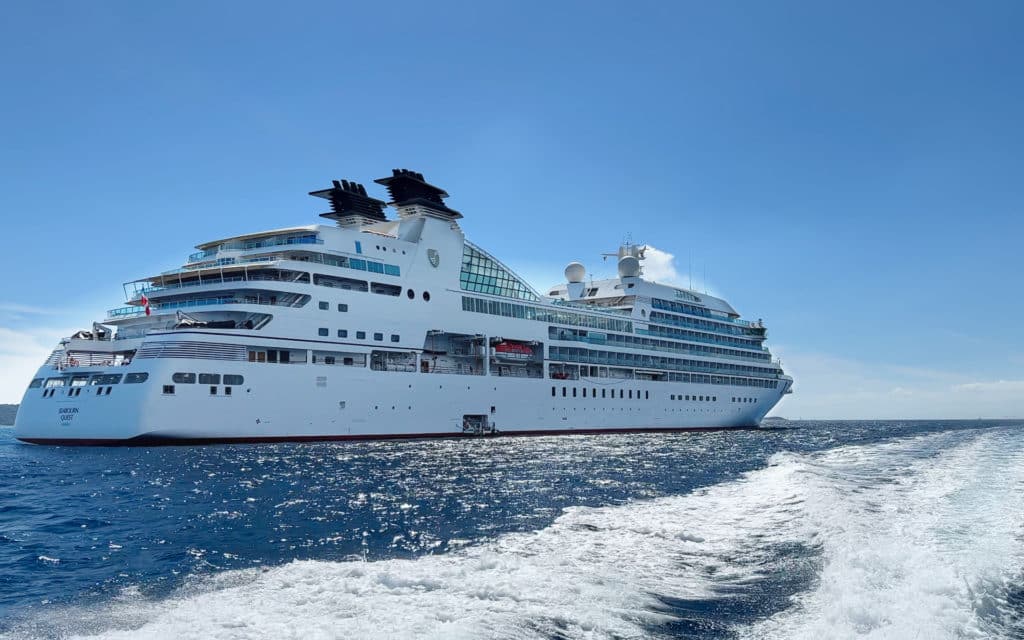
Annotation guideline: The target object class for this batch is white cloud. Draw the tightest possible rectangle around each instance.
[953,380,1024,393]
[0,302,56,316]
[640,246,680,284]
[0,325,77,404]
[642,246,717,295]
[769,346,1024,419]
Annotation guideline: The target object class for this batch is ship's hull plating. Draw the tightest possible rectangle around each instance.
[14,359,782,446]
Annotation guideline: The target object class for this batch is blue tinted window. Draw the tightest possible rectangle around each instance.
[354,241,362,254]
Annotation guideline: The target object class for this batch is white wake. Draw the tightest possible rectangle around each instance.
[9,427,1024,640]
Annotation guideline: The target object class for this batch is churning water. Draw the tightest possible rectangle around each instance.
[0,420,1022,639]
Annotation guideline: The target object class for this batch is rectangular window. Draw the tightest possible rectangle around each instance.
[371,283,401,296]
[225,386,232,396]
[209,386,217,395]
[198,374,220,385]
[628,390,632,399]
[338,303,348,312]
[318,328,328,336]
[172,373,196,384]
[384,264,401,276]
[572,387,577,397]
[390,334,400,343]
[224,374,244,386]
[267,350,278,363]
[125,373,149,384]
[257,351,266,363]
[373,332,383,341]
[355,240,362,254]
[551,386,556,397]
[29,378,43,389]
[162,385,175,395]
[562,387,566,397]
[356,331,366,339]
[601,389,606,398]
[583,388,587,398]
[338,329,348,338]
[645,390,649,399]
[318,301,329,310]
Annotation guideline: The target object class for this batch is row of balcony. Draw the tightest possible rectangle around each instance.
[187,234,322,263]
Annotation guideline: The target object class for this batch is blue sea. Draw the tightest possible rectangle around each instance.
[1,420,1022,639]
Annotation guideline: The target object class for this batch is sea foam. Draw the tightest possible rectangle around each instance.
[9,428,1023,640]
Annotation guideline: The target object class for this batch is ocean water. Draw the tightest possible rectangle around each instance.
[0,420,1022,639]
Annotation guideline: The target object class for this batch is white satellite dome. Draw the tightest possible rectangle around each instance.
[618,255,641,278]
[564,262,586,283]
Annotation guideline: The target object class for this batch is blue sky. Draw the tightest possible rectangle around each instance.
[0,1,1021,416]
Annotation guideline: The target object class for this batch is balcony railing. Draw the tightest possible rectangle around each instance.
[129,270,308,297]
[187,235,322,263]
[107,293,308,318]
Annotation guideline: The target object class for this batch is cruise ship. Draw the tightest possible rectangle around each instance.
[14,170,793,445]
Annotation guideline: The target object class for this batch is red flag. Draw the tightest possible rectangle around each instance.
[141,293,151,316]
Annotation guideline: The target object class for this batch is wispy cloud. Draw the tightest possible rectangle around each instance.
[770,346,1024,419]
[642,245,716,295]
[0,323,82,404]
[0,302,57,317]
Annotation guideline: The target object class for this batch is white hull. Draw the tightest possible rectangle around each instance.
[15,356,780,445]
[14,364,774,444]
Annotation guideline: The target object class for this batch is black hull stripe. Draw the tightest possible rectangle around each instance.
[17,426,759,447]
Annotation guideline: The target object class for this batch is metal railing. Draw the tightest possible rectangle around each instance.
[107,294,307,318]
[187,235,323,263]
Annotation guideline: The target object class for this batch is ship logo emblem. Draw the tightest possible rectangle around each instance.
[427,249,440,268]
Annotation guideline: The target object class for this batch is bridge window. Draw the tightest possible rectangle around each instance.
[224,375,244,385]
[172,373,196,384]
[198,374,220,385]
[125,373,149,384]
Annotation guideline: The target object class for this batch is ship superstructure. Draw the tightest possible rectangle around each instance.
[14,170,792,445]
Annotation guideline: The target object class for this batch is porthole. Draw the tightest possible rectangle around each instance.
[407,289,415,299]
[422,291,430,301]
